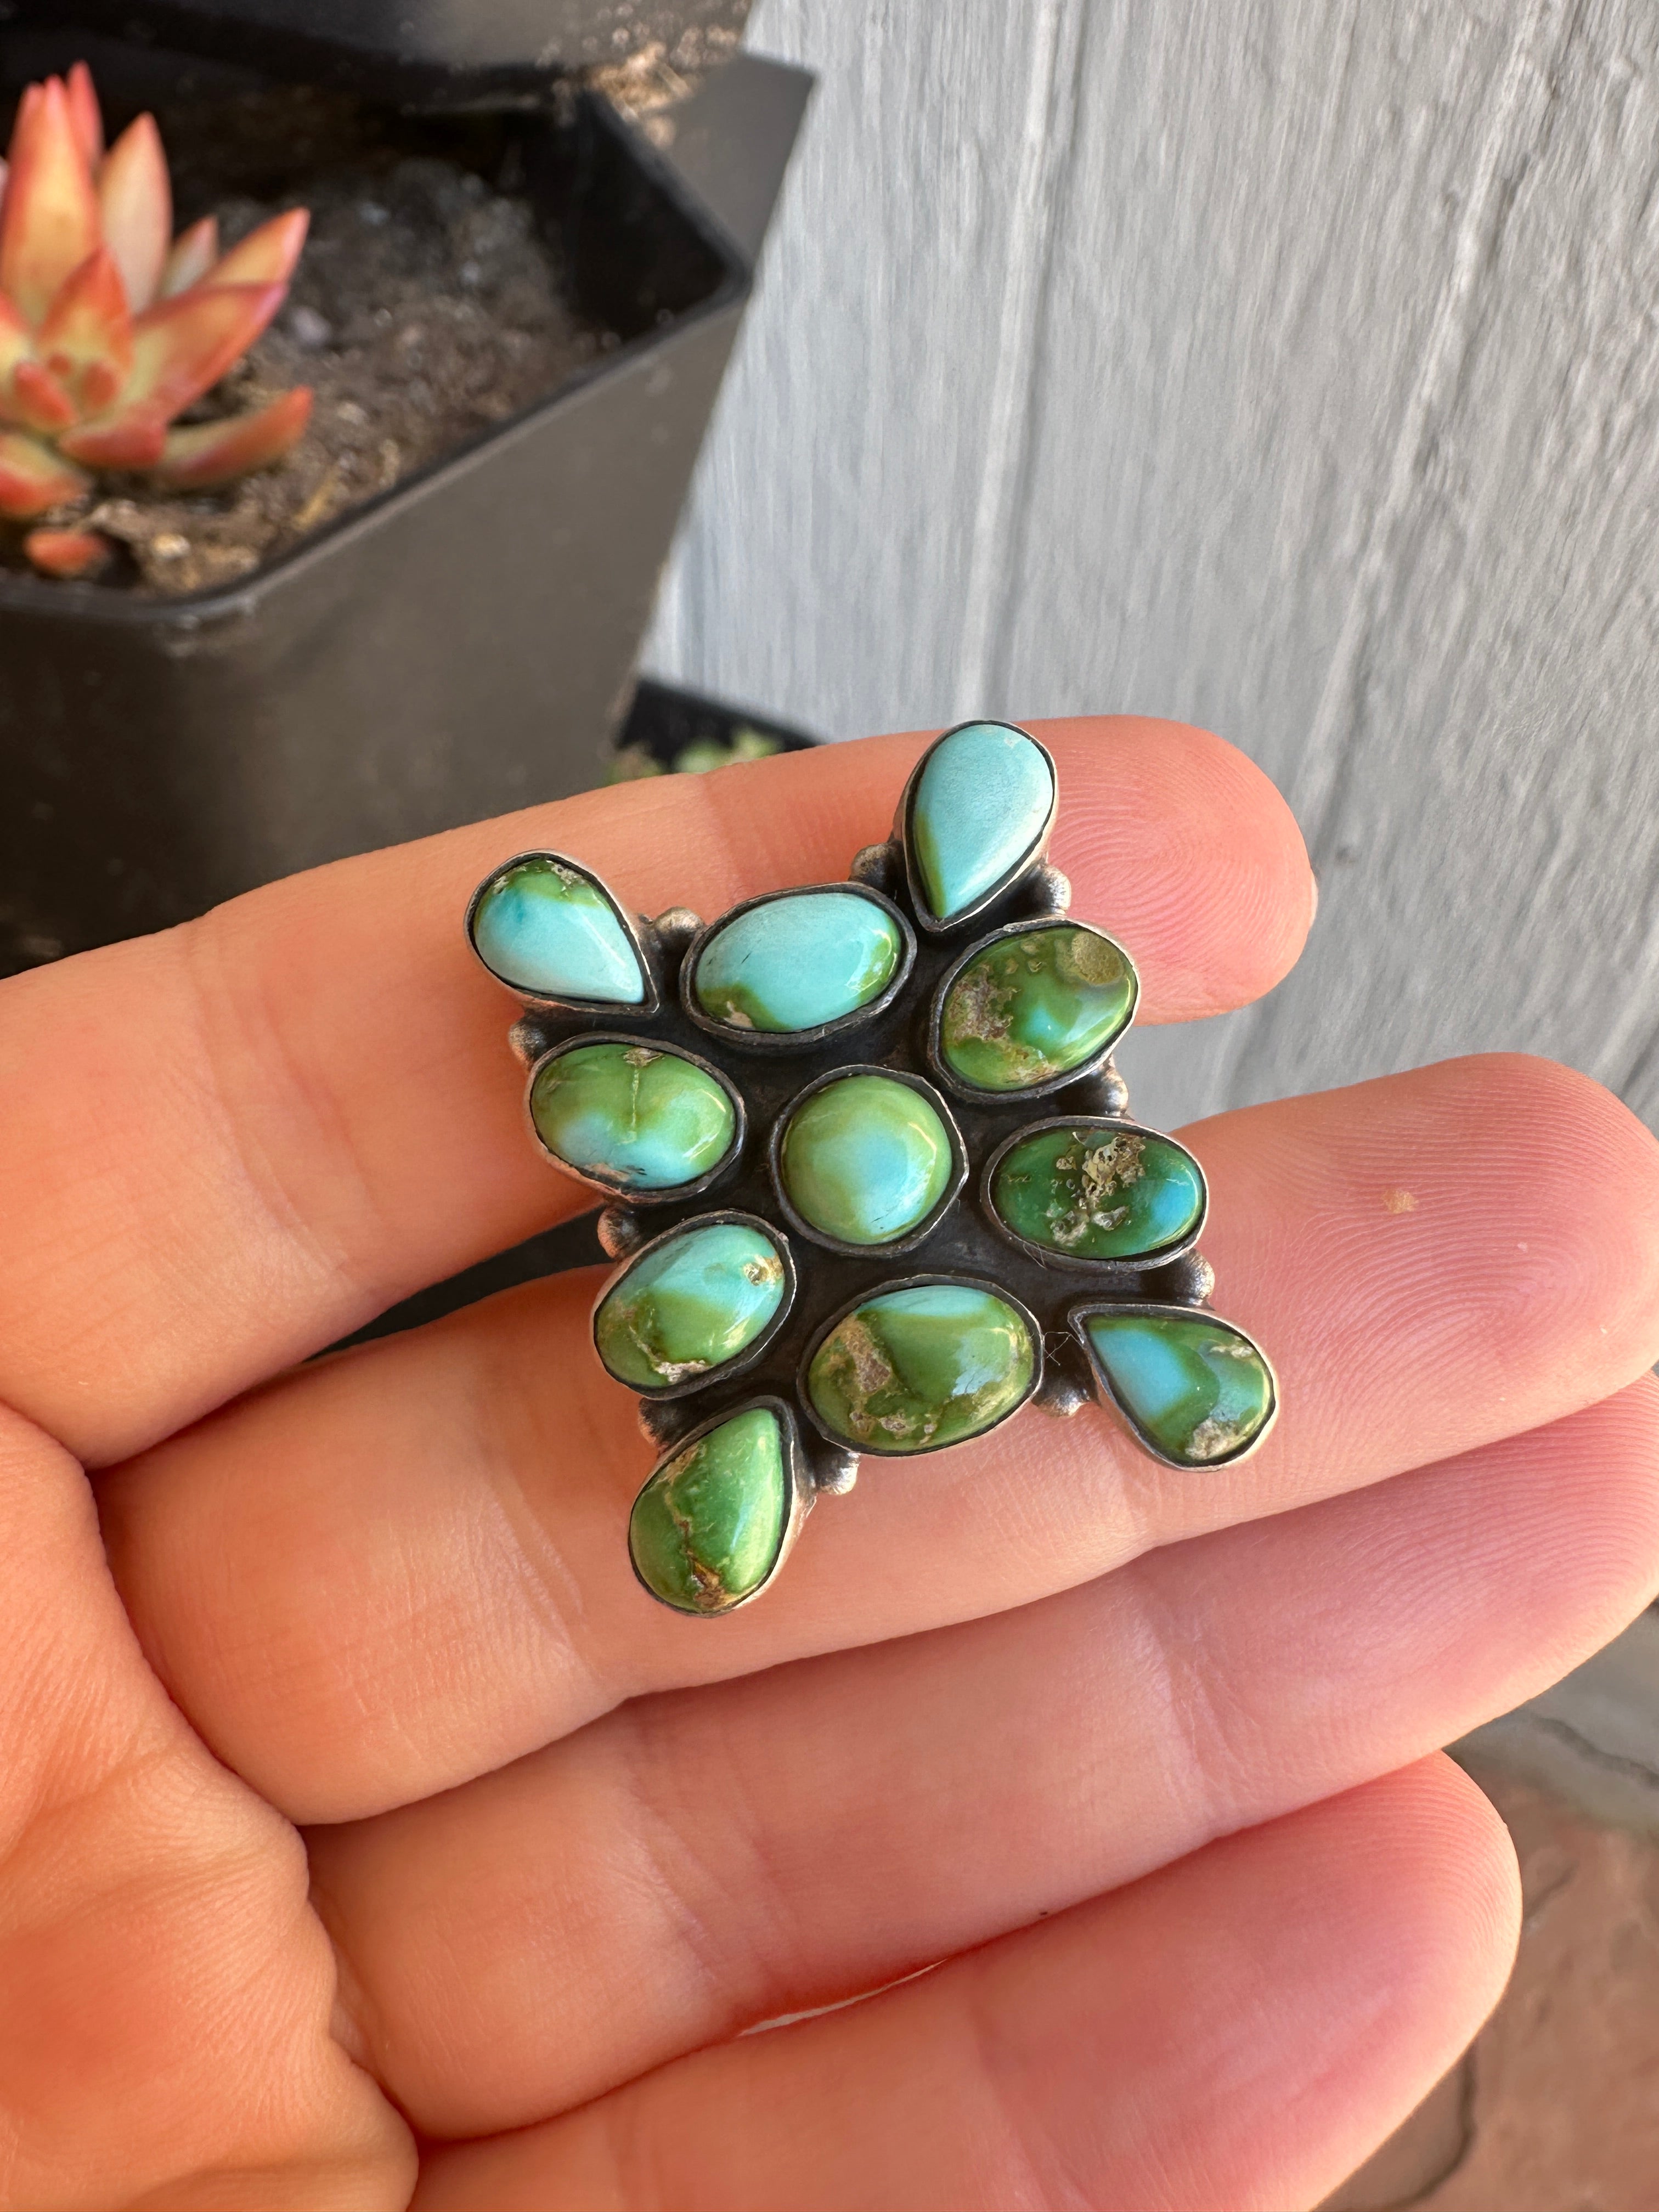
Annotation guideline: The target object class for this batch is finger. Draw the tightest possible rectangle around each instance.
[409,1760,1518,2211]
[0,1401,411,2210]
[0,717,1310,1466]
[306,1380,1658,2137]
[101,1052,1659,1824]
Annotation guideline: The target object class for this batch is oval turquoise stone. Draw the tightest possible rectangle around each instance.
[1082,1311,1275,1466]
[629,1406,790,1613]
[992,1125,1204,1261]
[472,855,645,1003]
[693,890,904,1032]
[779,1074,953,1244]
[808,1283,1035,1452]
[940,924,1137,1092]
[596,1222,788,1390]
[910,723,1053,919]
[530,1043,735,1190]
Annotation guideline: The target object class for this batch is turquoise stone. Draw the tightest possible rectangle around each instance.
[808,1283,1035,1452]
[779,1074,953,1244]
[472,855,645,1003]
[940,924,1137,1092]
[629,1406,790,1613]
[1082,1311,1275,1466]
[992,1125,1204,1261]
[530,1042,735,1190]
[595,1222,788,1390]
[911,723,1054,920]
[693,890,904,1032]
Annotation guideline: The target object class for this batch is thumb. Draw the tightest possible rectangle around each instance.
[0,1402,410,2210]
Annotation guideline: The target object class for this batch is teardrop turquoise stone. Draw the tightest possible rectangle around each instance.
[596,1222,788,1389]
[779,1074,953,1244]
[940,925,1137,1091]
[472,855,645,1003]
[992,1125,1204,1260]
[807,1282,1035,1452]
[910,723,1054,919]
[629,1406,790,1613]
[530,1042,735,1190]
[694,890,904,1032]
[1082,1311,1274,1466]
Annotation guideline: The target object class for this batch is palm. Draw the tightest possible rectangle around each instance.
[2,718,1655,2211]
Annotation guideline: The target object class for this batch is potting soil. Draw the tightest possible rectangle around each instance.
[8,88,617,596]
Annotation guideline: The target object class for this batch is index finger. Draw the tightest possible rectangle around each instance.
[0,716,1312,1463]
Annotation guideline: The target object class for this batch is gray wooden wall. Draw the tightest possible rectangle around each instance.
[644,0,1659,1136]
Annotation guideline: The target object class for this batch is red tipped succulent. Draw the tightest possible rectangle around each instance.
[0,63,312,578]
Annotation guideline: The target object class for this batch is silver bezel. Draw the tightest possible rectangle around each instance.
[680,881,917,1051]
[524,1032,746,1204]
[628,1395,815,1616]
[981,1116,1208,1272]
[1069,1300,1280,1470]
[897,719,1059,935]
[797,1272,1045,1458]
[466,849,662,1015]
[591,1210,798,1401]
[927,913,1140,1105]
[768,1064,968,1257]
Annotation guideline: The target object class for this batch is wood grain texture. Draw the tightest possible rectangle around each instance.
[645,0,1659,1133]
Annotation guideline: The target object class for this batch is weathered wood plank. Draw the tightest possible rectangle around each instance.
[647,0,1659,1135]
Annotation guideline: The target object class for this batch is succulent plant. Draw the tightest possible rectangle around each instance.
[0,63,312,579]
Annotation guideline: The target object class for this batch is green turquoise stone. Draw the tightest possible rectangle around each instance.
[1083,1311,1275,1466]
[780,1074,953,1244]
[992,1125,1204,1260]
[595,1222,788,1390]
[530,1042,735,1190]
[911,723,1053,919]
[694,890,904,1032]
[807,1283,1035,1452]
[629,1406,791,1613]
[472,855,644,1003]
[940,925,1137,1092]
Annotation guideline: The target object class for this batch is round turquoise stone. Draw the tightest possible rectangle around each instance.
[596,1222,788,1390]
[629,1406,790,1613]
[472,855,645,1003]
[530,1042,735,1190]
[779,1074,953,1244]
[808,1283,1035,1452]
[992,1125,1204,1261]
[940,925,1137,1092]
[911,723,1053,919]
[693,890,904,1032]
[1082,1311,1275,1466]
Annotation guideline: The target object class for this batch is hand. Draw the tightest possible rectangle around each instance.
[1,716,1656,2211]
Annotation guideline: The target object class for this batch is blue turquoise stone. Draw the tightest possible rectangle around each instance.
[779,1074,954,1244]
[472,855,645,1003]
[529,1042,735,1190]
[1082,1311,1276,1466]
[694,890,904,1032]
[911,723,1054,921]
[595,1222,788,1389]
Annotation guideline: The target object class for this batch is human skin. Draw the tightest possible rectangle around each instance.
[0,716,1656,2208]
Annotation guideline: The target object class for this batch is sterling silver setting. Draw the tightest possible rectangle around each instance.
[469,719,1279,1616]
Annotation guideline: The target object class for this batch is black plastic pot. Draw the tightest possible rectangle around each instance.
[0,26,809,970]
[14,1,757,102]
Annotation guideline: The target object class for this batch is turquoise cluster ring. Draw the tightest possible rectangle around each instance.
[466,720,1278,1617]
